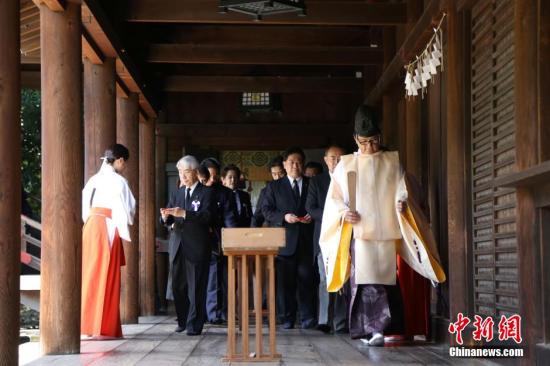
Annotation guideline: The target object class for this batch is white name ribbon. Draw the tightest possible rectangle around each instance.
[191,200,201,211]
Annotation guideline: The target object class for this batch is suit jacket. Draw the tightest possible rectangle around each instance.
[210,183,238,253]
[305,172,331,257]
[262,176,313,257]
[162,183,215,263]
[251,186,267,227]
[233,189,253,227]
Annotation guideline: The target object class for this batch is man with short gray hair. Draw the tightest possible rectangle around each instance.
[160,155,215,335]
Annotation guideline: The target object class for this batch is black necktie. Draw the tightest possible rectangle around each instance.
[185,188,191,210]
[292,179,300,201]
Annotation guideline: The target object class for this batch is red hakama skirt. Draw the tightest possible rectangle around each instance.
[397,255,430,338]
[81,207,126,337]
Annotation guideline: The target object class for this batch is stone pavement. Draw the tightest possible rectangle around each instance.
[20,316,504,365]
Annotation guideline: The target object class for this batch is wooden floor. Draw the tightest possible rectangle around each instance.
[21,316,502,366]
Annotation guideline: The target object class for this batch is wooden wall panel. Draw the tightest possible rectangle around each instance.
[470,0,519,318]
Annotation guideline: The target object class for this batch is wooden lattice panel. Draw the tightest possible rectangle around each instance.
[470,0,519,318]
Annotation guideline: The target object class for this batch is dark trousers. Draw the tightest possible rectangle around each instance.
[206,253,228,322]
[317,253,348,331]
[172,248,209,334]
[276,234,316,325]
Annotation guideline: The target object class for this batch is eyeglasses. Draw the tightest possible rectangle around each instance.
[355,135,381,146]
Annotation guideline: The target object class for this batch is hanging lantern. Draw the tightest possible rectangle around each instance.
[219,1,307,21]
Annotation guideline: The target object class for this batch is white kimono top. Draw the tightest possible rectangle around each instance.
[82,161,136,245]
[319,150,445,290]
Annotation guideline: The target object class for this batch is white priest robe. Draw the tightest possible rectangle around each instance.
[319,150,445,291]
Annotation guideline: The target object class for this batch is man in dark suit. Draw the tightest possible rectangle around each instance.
[305,145,348,334]
[251,156,286,228]
[201,158,237,323]
[304,161,323,178]
[262,146,316,329]
[222,164,253,227]
[161,155,215,335]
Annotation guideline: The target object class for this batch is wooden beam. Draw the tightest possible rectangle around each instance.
[21,6,40,22]
[149,44,383,66]
[21,70,41,89]
[153,25,372,47]
[156,123,352,139]
[0,0,21,364]
[116,76,130,98]
[163,76,363,93]
[178,135,345,150]
[153,64,365,77]
[126,0,407,26]
[366,0,443,105]
[494,161,550,189]
[82,28,104,65]
[33,0,64,12]
[21,55,41,64]
[20,18,40,37]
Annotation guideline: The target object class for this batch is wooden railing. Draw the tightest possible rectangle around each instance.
[21,214,41,271]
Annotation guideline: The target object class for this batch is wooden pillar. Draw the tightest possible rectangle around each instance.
[541,1,550,162]
[39,2,82,354]
[382,27,397,149]
[117,92,140,323]
[155,135,168,312]
[405,100,421,176]
[0,1,21,364]
[446,5,468,321]
[514,0,542,357]
[139,117,156,315]
[84,58,116,181]
[404,0,423,178]
[155,135,167,237]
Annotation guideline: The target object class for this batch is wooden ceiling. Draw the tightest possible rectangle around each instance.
[20,0,40,62]
[20,0,416,150]
[114,0,400,113]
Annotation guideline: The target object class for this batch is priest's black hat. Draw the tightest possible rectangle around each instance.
[354,105,381,137]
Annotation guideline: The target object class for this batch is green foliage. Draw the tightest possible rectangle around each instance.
[20,304,39,329]
[21,89,41,216]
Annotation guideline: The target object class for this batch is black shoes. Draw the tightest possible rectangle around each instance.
[316,324,331,334]
[175,325,185,333]
[282,321,295,330]
[335,328,349,334]
[301,318,317,330]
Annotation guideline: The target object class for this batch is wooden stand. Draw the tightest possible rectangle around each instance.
[221,228,285,362]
